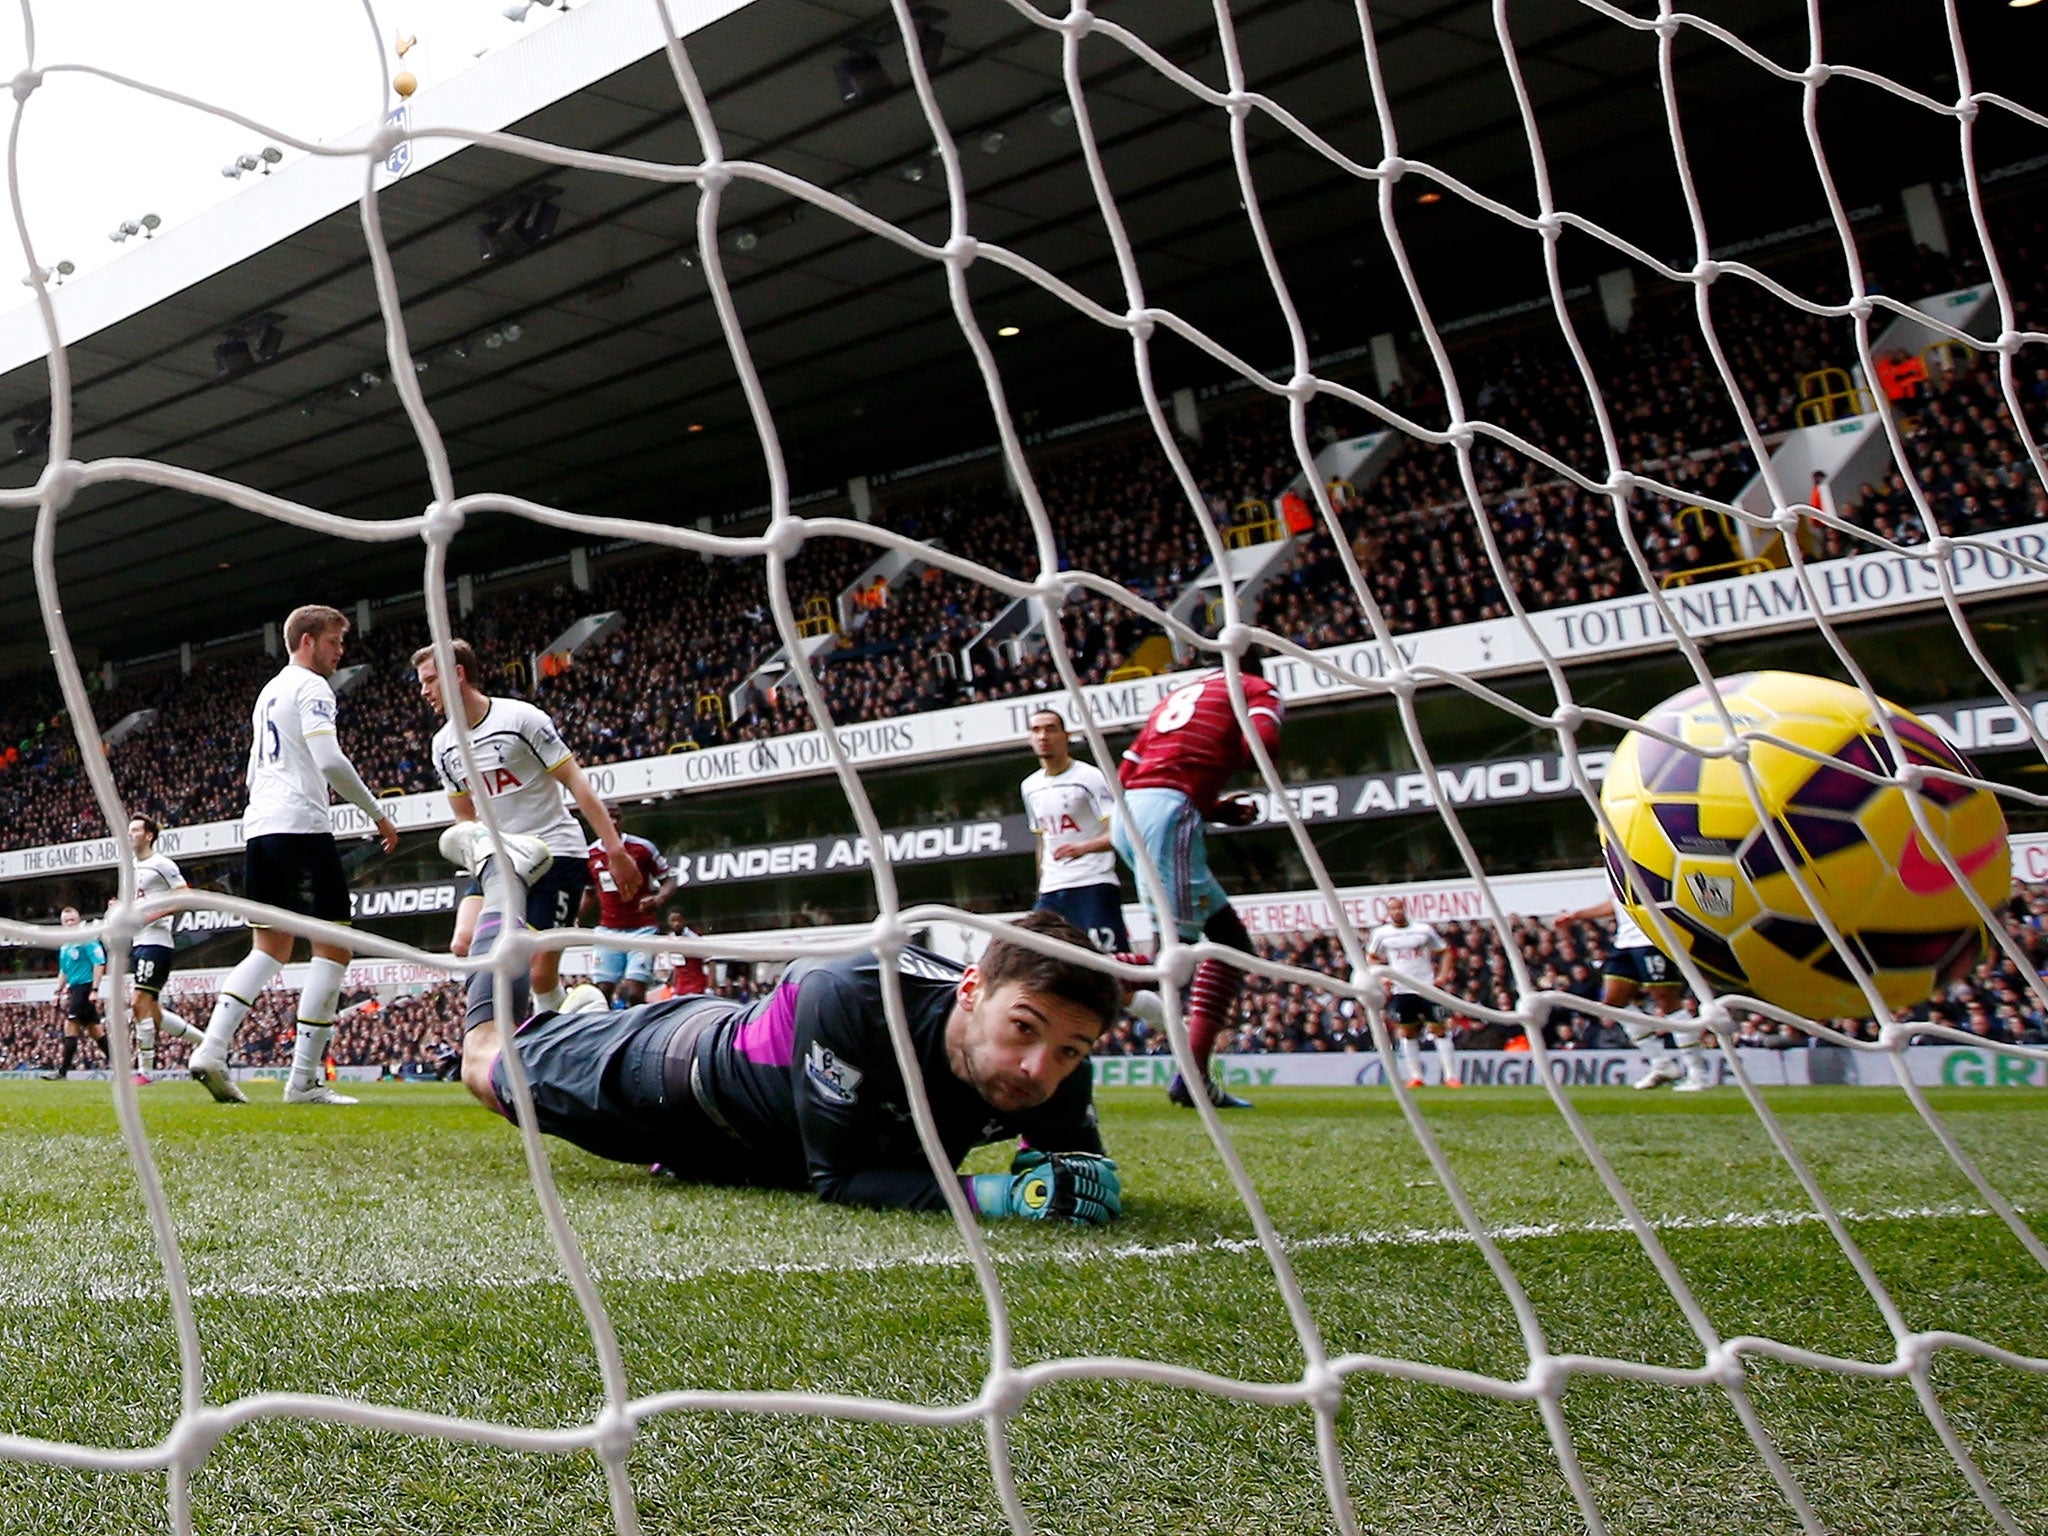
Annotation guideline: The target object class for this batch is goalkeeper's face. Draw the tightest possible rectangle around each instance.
[947,975,1103,1113]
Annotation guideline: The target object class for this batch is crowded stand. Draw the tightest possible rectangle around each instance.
[0,955,767,1076]
[0,206,2041,855]
[1090,882,2048,1058]
[6,886,2041,1075]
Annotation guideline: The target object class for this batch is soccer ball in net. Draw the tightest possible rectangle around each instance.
[1599,670,2009,1019]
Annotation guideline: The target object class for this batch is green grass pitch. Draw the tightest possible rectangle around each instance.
[0,1080,2043,1534]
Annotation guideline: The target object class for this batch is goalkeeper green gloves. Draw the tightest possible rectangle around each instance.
[968,1149,1122,1225]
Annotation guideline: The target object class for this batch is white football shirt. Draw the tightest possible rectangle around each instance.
[1611,904,1652,951]
[431,697,584,858]
[1020,759,1116,892]
[1365,919,1447,996]
[244,665,343,838]
[135,851,187,949]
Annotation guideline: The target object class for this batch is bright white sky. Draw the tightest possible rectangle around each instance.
[0,0,561,289]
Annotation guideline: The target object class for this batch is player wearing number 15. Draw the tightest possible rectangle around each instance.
[1112,657,1283,1110]
[189,605,401,1106]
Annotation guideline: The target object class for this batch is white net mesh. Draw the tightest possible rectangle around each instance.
[2,0,2046,1532]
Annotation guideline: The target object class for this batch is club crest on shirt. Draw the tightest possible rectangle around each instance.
[805,1041,864,1106]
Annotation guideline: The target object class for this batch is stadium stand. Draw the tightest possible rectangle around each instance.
[0,208,2039,855]
[10,887,2038,1077]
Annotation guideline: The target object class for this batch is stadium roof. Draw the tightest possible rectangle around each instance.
[0,0,2034,666]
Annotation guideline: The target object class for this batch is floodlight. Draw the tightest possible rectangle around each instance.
[511,191,561,248]
[477,213,511,262]
[835,49,889,106]
[14,406,49,457]
[732,228,760,252]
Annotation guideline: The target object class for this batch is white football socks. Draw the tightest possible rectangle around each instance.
[535,984,566,1014]
[197,951,285,1063]
[158,1007,205,1043]
[1623,1020,1675,1065]
[1433,1031,1459,1083]
[1398,1033,1424,1082]
[135,1019,156,1072]
[289,957,347,1092]
[1668,1022,1709,1078]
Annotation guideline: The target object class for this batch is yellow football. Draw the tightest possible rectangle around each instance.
[1599,670,2008,1019]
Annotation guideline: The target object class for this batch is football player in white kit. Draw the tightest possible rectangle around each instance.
[190,605,400,1105]
[413,639,640,1012]
[1363,896,1459,1087]
[1020,708,1163,1032]
[1022,708,1124,950]
[126,815,207,1077]
[1552,896,1709,1091]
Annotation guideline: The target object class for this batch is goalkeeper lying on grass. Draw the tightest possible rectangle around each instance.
[444,824,1124,1223]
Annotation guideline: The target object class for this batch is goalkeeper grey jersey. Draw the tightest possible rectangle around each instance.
[691,949,1104,1211]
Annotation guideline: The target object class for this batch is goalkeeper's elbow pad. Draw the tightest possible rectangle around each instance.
[968,1150,1122,1225]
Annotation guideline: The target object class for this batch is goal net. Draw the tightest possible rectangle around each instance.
[2,0,2046,1533]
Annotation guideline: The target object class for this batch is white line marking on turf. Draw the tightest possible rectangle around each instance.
[0,1200,2020,1304]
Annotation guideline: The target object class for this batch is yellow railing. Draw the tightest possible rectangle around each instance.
[1225,498,1284,549]
[1106,663,1152,683]
[1672,504,1721,546]
[797,595,836,639]
[1794,366,1874,427]
[1922,337,1976,378]
[1660,556,1773,589]
[695,693,725,725]
[668,742,699,753]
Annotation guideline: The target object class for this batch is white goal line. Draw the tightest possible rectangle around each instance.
[0,1198,2012,1309]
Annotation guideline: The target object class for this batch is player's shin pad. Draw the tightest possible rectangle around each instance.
[969,1150,1122,1225]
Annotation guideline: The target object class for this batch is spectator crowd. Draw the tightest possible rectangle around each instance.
[9,882,2041,1077]
[0,960,767,1078]
[1095,881,2048,1058]
[0,202,2043,855]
